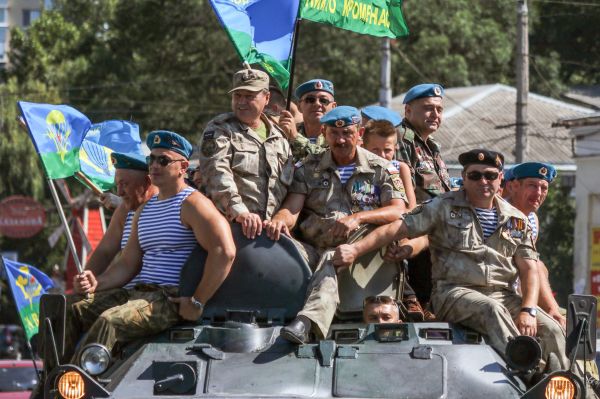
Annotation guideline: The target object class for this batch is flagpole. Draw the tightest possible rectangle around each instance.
[47,179,84,274]
[0,257,41,381]
[285,18,302,111]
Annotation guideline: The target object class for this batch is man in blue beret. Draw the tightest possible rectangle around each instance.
[199,68,294,239]
[334,148,570,374]
[62,130,236,363]
[503,162,566,329]
[75,152,158,286]
[278,78,337,161]
[266,106,410,343]
[393,83,451,313]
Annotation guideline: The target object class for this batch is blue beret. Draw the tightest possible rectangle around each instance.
[361,105,402,127]
[403,83,444,104]
[295,79,334,99]
[146,130,193,159]
[503,165,517,182]
[320,106,361,127]
[458,149,504,170]
[511,162,557,182]
[111,152,148,171]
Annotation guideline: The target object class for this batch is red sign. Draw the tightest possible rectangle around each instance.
[0,196,46,238]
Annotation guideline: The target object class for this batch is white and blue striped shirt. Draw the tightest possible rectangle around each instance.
[528,212,538,241]
[120,210,134,250]
[337,164,356,185]
[474,207,498,240]
[126,187,197,287]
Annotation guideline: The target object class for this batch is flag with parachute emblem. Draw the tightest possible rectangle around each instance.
[78,120,143,191]
[18,101,91,179]
[209,0,300,90]
[1,257,54,341]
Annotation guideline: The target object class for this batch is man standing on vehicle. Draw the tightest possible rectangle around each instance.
[333,149,568,372]
[278,79,337,161]
[62,131,236,363]
[78,152,157,280]
[265,106,409,343]
[198,68,294,239]
[396,83,452,313]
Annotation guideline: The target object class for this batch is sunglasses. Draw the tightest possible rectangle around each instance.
[302,96,332,106]
[146,155,186,167]
[364,295,397,307]
[466,171,500,181]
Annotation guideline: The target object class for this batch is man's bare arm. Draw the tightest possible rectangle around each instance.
[181,192,236,305]
[514,256,539,337]
[84,202,128,276]
[265,193,306,240]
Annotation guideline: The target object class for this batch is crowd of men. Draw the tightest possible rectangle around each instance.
[56,67,579,382]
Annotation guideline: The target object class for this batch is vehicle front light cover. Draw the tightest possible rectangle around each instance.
[545,375,576,399]
[80,344,111,376]
[58,371,85,399]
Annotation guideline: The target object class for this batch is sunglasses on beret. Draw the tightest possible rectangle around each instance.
[302,96,332,106]
[363,295,398,307]
[466,171,500,181]
[146,155,186,167]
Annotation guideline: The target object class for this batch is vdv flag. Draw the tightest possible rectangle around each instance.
[209,0,300,90]
[300,0,408,39]
[79,120,143,191]
[1,258,54,341]
[18,101,92,179]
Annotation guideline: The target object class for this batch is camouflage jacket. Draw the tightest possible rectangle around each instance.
[291,146,408,249]
[402,190,538,289]
[396,122,451,202]
[198,112,294,220]
[289,123,328,162]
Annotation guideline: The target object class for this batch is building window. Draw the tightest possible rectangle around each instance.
[0,8,7,24]
[23,9,41,27]
[0,27,6,59]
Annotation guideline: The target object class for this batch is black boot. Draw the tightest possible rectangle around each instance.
[280,316,311,344]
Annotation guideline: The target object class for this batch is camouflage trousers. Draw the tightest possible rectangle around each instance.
[63,284,180,363]
[298,250,339,339]
[432,285,568,372]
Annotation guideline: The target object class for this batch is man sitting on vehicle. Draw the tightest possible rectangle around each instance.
[79,152,157,280]
[62,131,236,363]
[363,296,402,324]
[265,106,409,343]
[333,149,568,373]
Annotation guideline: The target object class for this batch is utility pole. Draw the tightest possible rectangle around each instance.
[379,38,392,108]
[515,0,529,163]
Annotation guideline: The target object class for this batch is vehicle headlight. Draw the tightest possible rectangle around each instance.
[58,371,85,399]
[545,375,576,399]
[79,344,111,376]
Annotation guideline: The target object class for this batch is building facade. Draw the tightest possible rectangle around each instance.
[0,0,48,68]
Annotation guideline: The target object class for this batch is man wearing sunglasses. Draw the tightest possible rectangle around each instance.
[75,152,158,286]
[199,68,294,239]
[333,149,569,373]
[63,130,236,363]
[278,79,337,161]
[266,106,409,344]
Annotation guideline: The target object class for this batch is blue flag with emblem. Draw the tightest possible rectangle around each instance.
[1,258,54,341]
[78,120,143,191]
[18,101,91,179]
[209,0,300,90]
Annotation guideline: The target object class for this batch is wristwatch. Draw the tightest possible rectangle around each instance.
[190,296,204,310]
[520,307,537,317]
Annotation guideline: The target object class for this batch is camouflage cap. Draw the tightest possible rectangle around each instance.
[228,68,270,93]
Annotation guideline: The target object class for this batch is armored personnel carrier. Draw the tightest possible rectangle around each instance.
[37,225,594,399]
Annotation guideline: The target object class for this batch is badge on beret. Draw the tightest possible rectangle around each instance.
[111,155,117,165]
[335,120,345,128]
[434,86,442,96]
[201,139,218,157]
[171,139,181,148]
[315,81,323,89]
[495,155,502,167]
[351,116,361,124]
[477,152,484,161]
[153,135,161,144]
[539,166,548,176]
